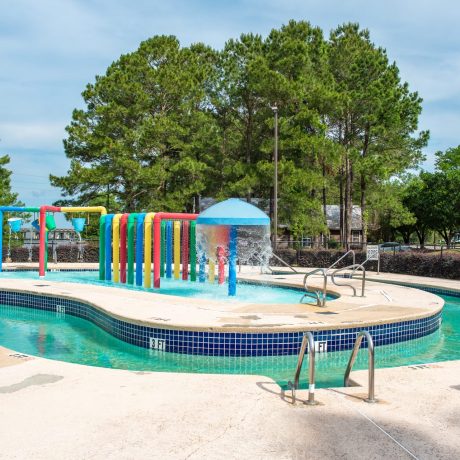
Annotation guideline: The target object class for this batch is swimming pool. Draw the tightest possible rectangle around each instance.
[0,270,335,304]
[0,291,457,389]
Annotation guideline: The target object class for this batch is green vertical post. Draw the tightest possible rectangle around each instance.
[160,220,166,278]
[190,221,196,281]
[99,215,106,280]
[127,213,137,284]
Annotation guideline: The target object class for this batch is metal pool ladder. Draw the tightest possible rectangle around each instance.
[344,331,376,403]
[288,332,317,405]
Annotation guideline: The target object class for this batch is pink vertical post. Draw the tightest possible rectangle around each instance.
[182,221,189,280]
[153,213,162,288]
[38,205,60,278]
[217,246,225,284]
[119,213,129,283]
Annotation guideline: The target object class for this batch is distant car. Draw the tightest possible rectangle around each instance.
[378,242,411,252]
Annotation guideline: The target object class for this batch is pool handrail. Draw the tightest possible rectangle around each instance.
[288,331,317,405]
[327,249,355,272]
[302,268,328,306]
[331,264,366,297]
[344,331,376,403]
[269,253,299,273]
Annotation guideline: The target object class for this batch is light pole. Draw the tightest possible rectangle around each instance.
[271,105,278,250]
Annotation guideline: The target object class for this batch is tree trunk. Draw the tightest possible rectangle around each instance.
[360,174,367,246]
[344,153,353,250]
[360,123,370,247]
[194,194,200,214]
[322,159,327,247]
[415,228,425,249]
[339,164,344,246]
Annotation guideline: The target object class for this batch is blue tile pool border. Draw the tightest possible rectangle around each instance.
[0,287,444,357]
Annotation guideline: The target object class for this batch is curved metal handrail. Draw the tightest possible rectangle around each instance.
[344,331,376,403]
[288,332,316,405]
[302,268,328,306]
[327,249,355,272]
[270,253,299,273]
[331,264,366,297]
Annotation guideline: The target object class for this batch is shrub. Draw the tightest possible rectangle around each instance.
[274,249,460,280]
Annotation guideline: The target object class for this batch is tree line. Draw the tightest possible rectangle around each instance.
[51,20,429,246]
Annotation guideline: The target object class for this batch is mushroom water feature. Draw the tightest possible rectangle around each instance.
[196,198,271,296]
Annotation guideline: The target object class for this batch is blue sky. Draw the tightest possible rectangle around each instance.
[1,0,459,224]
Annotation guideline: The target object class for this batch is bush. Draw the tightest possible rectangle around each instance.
[274,249,460,280]
[3,243,100,263]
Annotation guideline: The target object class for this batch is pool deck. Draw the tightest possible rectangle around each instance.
[0,346,459,459]
[0,265,445,333]
[0,268,459,458]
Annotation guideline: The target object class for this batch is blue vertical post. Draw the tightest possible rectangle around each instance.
[135,213,146,286]
[166,221,172,278]
[199,253,206,282]
[228,225,237,296]
[105,215,114,281]
[160,221,166,277]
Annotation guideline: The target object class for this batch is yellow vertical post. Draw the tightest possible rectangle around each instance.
[144,213,155,288]
[208,260,215,283]
[174,221,181,279]
[112,214,122,283]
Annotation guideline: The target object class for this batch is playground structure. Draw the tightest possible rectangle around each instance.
[38,206,107,277]
[100,212,198,289]
[0,206,40,270]
[2,199,272,297]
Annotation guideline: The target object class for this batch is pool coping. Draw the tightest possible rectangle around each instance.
[0,273,446,357]
[0,276,444,333]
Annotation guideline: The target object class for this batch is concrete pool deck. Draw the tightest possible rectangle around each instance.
[0,267,444,333]
[0,268,459,458]
[0,346,459,459]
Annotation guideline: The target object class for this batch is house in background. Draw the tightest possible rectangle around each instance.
[325,205,363,245]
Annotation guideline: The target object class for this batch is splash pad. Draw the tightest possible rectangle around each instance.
[196,198,271,296]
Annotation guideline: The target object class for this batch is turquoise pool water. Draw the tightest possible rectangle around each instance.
[0,270,335,304]
[0,287,458,388]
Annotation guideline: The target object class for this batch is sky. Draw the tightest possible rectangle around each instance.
[1,0,459,227]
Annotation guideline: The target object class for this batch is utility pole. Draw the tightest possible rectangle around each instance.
[271,105,278,250]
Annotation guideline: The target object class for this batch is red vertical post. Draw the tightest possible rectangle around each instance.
[39,208,47,277]
[182,221,189,280]
[119,213,129,283]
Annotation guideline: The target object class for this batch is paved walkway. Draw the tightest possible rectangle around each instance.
[0,347,459,459]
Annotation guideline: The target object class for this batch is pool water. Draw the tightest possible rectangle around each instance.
[0,292,458,389]
[0,270,335,304]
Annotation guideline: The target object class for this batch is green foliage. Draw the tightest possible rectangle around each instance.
[52,21,427,240]
[0,155,19,207]
[435,145,460,172]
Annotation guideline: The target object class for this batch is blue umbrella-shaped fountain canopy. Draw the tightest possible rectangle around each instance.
[196,199,270,296]
[196,198,270,226]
